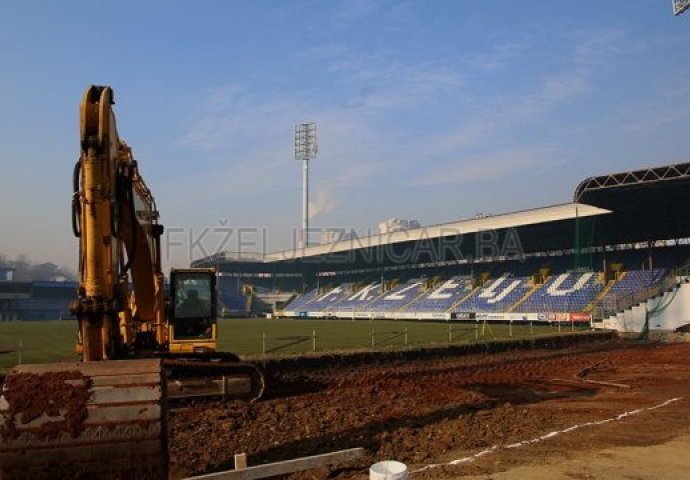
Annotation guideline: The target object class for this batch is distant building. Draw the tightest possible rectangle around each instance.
[378,218,421,235]
[0,280,76,321]
[320,229,356,245]
[0,267,14,282]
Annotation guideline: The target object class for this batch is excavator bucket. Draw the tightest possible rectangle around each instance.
[0,359,167,480]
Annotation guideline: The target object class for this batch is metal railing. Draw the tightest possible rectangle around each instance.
[591,265,690,320]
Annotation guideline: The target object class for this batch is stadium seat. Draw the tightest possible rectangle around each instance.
[303,283,356,311]
[217,276,248,313]
[365,278,425,311]
[516,271,602,313]
[284,288,320,311]
[405,275,474,312]
[280,251,684,318]
[330,282,382,311]
[455,273,532,313]
[599,268,666,312]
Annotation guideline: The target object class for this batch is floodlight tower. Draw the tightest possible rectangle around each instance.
[673,0,690,16]
[295,122,317,249]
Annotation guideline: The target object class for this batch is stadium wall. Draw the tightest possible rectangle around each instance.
[599,277,690,333]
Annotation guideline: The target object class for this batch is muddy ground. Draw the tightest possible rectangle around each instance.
[169,333,690,479]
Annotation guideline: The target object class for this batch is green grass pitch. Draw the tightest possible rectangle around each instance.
[0,318,583,369]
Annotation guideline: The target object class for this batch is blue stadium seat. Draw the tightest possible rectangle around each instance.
[365,278,425,311]
[516,271,602,313]
[600,268,666,312]
[303,283,356,311]
[330,282,382,311]
[284,288,320,311]
[455,273,532,313]
[405,275,473,312]
[280,251,683,317]
[217,276,248,313]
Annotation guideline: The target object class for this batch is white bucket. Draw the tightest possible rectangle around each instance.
[369,460,408,480]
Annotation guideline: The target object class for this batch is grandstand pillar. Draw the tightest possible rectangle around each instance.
[647,242,653,271]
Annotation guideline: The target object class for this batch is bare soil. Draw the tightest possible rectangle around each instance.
[168,335,690,479]
[1,370,91,440]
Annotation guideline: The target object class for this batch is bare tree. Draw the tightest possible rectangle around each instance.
[0,255,75,282]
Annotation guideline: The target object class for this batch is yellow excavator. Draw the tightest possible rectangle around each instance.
[0,86,264,479]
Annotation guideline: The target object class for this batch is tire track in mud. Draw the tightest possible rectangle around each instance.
[169,333,690,479]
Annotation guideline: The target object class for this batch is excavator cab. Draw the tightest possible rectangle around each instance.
[169,268,218,352]
[164,268,264,401]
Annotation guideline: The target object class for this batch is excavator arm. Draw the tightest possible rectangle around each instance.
[0,86,169,480]
[72,85,166,359]
[0,85,263,479]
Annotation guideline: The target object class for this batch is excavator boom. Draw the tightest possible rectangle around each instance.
[0,85,264,479]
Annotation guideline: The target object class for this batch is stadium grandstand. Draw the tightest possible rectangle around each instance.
[201,252,302,317]
[0,278,76,321]
[194,161,690,333]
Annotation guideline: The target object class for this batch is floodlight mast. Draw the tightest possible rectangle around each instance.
[295,122,317,249]
[673,0,690,16]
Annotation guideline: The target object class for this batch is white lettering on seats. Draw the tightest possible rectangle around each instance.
[427,279,461,300]
[547,272,594,296]
[475,274,523,304]
[348,283,380,301]
[486,280,521,304]
[318,287,343,302]
[385,282,423,301]
[478,274,509,299]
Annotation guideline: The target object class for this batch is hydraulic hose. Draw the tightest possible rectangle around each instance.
[121,170,137,275]
[71,159,81,238]
[111,174,120,239]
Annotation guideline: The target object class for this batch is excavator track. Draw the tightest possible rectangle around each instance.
[162,357,265,403]
[0,357,264,479]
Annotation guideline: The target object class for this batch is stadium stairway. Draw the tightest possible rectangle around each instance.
[454,274,533,313]
[360,278,421,312]
[515,271,603,313]
[594,268,670,319]
[395,288,431,312]
[302,283,354,311]
[507,279,543,312]
[585,275,617,313]
[402,275,473,312]
[447,284,481,313]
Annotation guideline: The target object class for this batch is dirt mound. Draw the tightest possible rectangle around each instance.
[1,371,91,440]
[169,401,258,475]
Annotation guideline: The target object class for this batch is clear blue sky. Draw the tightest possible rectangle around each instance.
[1,1,689,269]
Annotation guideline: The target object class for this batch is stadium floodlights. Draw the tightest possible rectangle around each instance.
[674,0,690,16]
[294,122,317,160]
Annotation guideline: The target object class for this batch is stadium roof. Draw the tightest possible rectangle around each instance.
[575,161,690,245]
[264,202,609,265]
[195,161,690,273]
